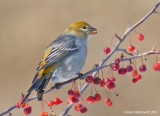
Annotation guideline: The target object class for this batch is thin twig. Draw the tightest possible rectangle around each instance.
[117,49,134,56]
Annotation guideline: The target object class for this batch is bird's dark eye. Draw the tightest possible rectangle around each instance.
[82,26,87,29]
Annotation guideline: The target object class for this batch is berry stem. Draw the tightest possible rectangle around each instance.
[129,34,132,46]
[105,87,110,98]
[56,90,58,98]
[107,67,111,77]
[134,30,138,35]
[80,96,86,106]
[136,39,140,51]
[71,81,74,90]
[100,69,104,79]
[51,91,54,101]
[93,84,98,94]
[43,99,52,110]
[90,84,93,96]
[41,100,44,112]
[110,68,113,77]
[139,56,144,65]
[133,59,137,69]
[109,36,116,48]
[156,54,159,62]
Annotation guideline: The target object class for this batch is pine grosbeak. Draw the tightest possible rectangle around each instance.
[21,21,97,104]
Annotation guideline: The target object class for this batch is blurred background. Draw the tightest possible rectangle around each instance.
[0,0,160,116]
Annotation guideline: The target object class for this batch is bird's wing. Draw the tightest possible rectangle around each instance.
[38,35,78,71]
[32,35,78,83]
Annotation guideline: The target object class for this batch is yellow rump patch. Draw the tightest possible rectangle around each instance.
[38,48,60,79]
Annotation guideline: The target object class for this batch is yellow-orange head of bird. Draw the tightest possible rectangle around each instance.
[64,21,97,38]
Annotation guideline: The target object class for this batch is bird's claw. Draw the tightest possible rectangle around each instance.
[77,73,83,80]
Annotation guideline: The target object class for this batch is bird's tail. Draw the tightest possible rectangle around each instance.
[20,73,52,105]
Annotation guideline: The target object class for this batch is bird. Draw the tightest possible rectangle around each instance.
[21,21,97,105]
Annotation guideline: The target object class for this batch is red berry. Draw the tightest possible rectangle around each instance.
[107,82,115,90]
[132,78,138,83]
[111,63,119,71]
[40,112,48,116]
[107,102,113,107]
[74,91,81,99]
[78,103,83,110]
[153,63,160,71]
[47,101,54,107]
[80,107,88,113]
[94,93,102,102]
[128,45,135,52]
[104,98,110,104]
[24,105,32,115]
[53,98,63,105]
[20,102,26,108]
[74,104,80,111]
[88,96,94,101]
[87,96,94,101]
[137,33,144,41]
[86,96,95,104]
[104,78,111,83]
[118,68,127,75]
[132,69,138,77]
[115,58,121,64]
[68,90,74,96]
[15,102,20,108]
[67,99,72,104]
[100,79,107,87]
[156,61,160,68]
[126,65,133,72]
[110,77,116,82]
[139,64,147,72]
[153,64,158,71]
[72,97,79,103]
[136,75,142,80]
[104,47,111,54]
[85,75,94,84]
[93,77,101,85]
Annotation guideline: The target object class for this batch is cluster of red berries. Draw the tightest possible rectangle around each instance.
[67,90,81,104]
[86,75,116,90]
[47,97,63,107]
[74,102,88,113]
[67,89,88,113]
[128,33,144,52]
[131,68,141,83]
[104,33,144,53]
[16,102,32,115]
[153,60,160,71]
[104,98,113,107]
[111,57,146,83]
[86,93,101,104]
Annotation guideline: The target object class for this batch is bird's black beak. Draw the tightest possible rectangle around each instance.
[89,27,98,35]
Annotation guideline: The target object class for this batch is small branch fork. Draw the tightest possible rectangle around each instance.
[0,1,160,116]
